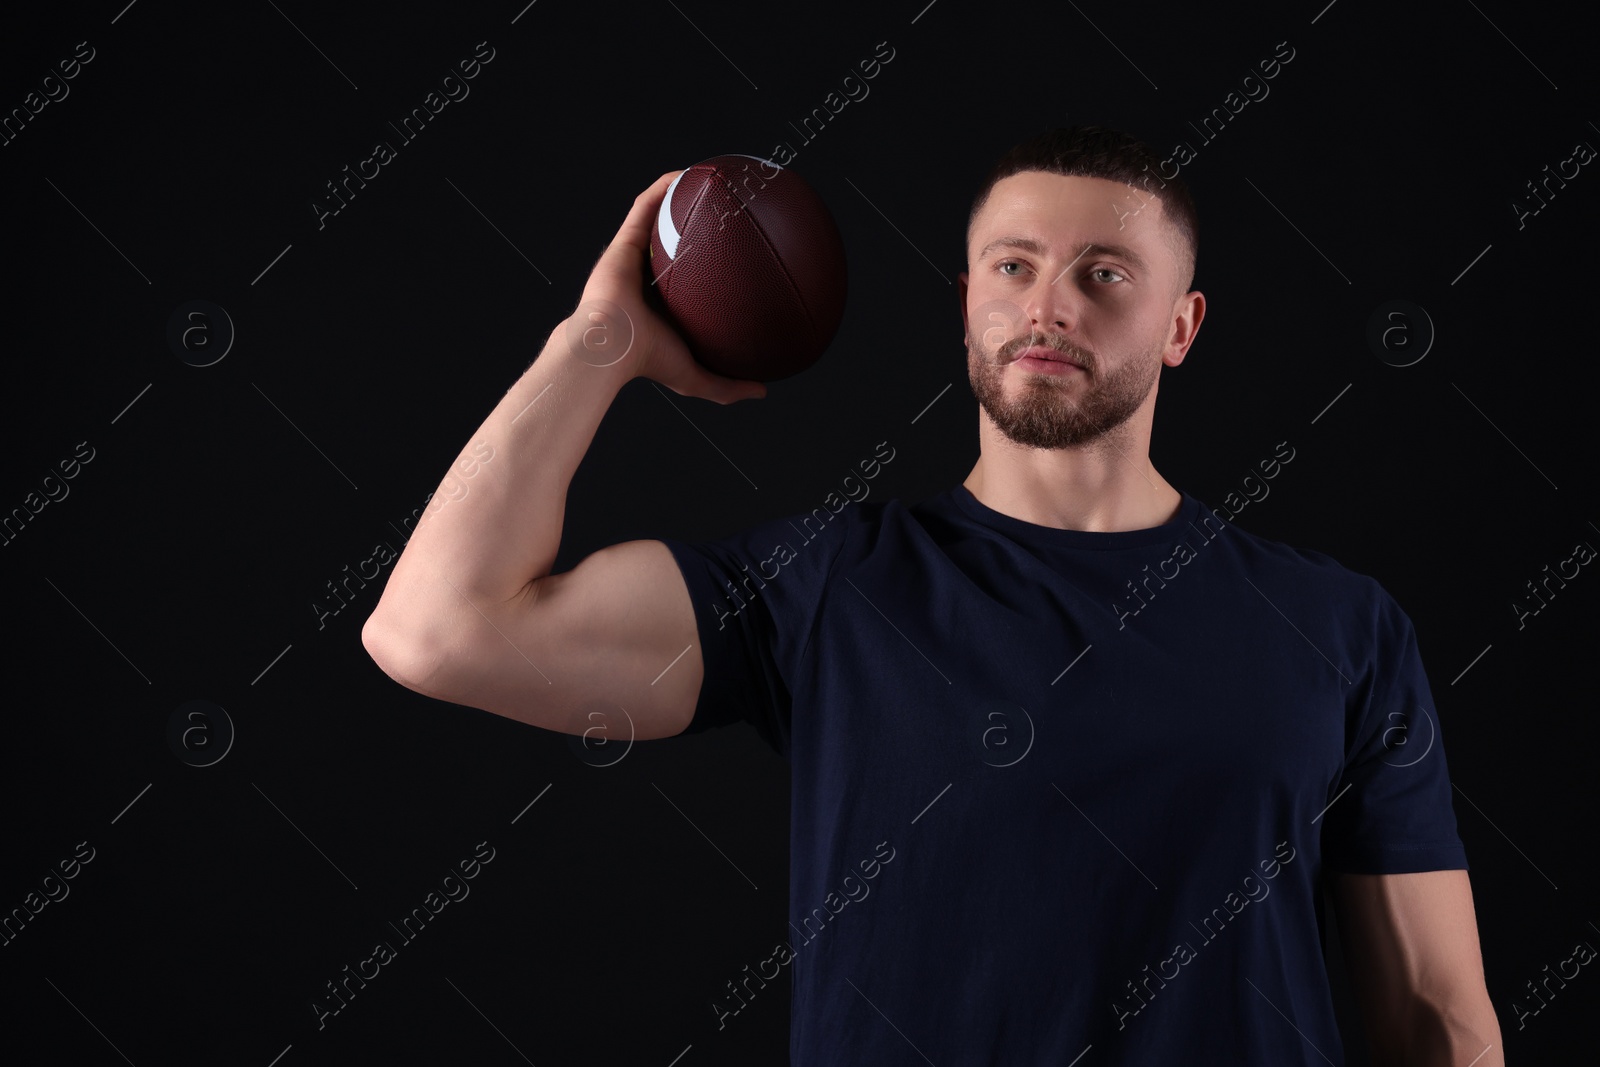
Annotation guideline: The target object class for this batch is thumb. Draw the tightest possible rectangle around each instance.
[707,370,767,404]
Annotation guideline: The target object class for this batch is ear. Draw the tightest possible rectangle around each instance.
[958,271,970,336]
[1163,289,1206,368]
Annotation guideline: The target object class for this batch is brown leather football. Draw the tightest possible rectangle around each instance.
[648,154,847,382]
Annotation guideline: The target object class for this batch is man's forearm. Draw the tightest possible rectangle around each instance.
[365,313,633,642]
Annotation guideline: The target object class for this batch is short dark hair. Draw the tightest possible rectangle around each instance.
[967,125,1198,298]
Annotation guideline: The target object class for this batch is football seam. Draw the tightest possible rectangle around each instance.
[707,169,822,347]
[656,169,721,293]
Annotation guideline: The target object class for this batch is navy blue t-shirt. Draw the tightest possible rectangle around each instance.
[660,483,1468,1066]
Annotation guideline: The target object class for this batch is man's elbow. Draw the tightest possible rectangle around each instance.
[362,611,441,694]
[1434,993,1503,1064]
[1382,992,1503,1066]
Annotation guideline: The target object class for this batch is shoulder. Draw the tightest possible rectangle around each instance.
[1194,499,1404,627]
[658,491,911,599]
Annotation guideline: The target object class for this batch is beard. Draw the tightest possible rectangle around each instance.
[966,327,1161,450]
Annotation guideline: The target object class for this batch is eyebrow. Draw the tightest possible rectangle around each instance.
[977,235,1150,275]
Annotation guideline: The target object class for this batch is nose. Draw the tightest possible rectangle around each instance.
[1021,269,1080,339]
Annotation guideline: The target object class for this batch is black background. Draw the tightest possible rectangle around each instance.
[1,0,1594,1063]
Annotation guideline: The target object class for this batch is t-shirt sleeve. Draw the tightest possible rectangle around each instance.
[657,509,847,758]
[1320,580,1470,874]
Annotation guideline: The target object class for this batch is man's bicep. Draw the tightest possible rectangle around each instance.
[1332,870,1489,1013]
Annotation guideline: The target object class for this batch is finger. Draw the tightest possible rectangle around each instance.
[609,169,685,259]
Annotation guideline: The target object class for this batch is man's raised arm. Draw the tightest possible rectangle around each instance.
[361,170,766,739]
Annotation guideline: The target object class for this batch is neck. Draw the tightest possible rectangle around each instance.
[963,420,1181,533]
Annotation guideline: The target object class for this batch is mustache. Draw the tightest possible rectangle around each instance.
[984,331,1094,370]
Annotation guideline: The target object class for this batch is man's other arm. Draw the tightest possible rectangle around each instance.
[1332,869,1504,1066]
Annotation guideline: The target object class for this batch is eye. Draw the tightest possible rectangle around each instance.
[997,260,1027,276]
[1092,267,1126,284]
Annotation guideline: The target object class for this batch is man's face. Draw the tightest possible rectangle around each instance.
[961,171,1190,451]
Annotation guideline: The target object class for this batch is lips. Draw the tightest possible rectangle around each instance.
[1015,345,1085,368]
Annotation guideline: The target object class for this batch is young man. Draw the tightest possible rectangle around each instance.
[362,126,1502,1064]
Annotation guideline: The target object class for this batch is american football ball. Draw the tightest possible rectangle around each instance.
[648,154,847,381]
